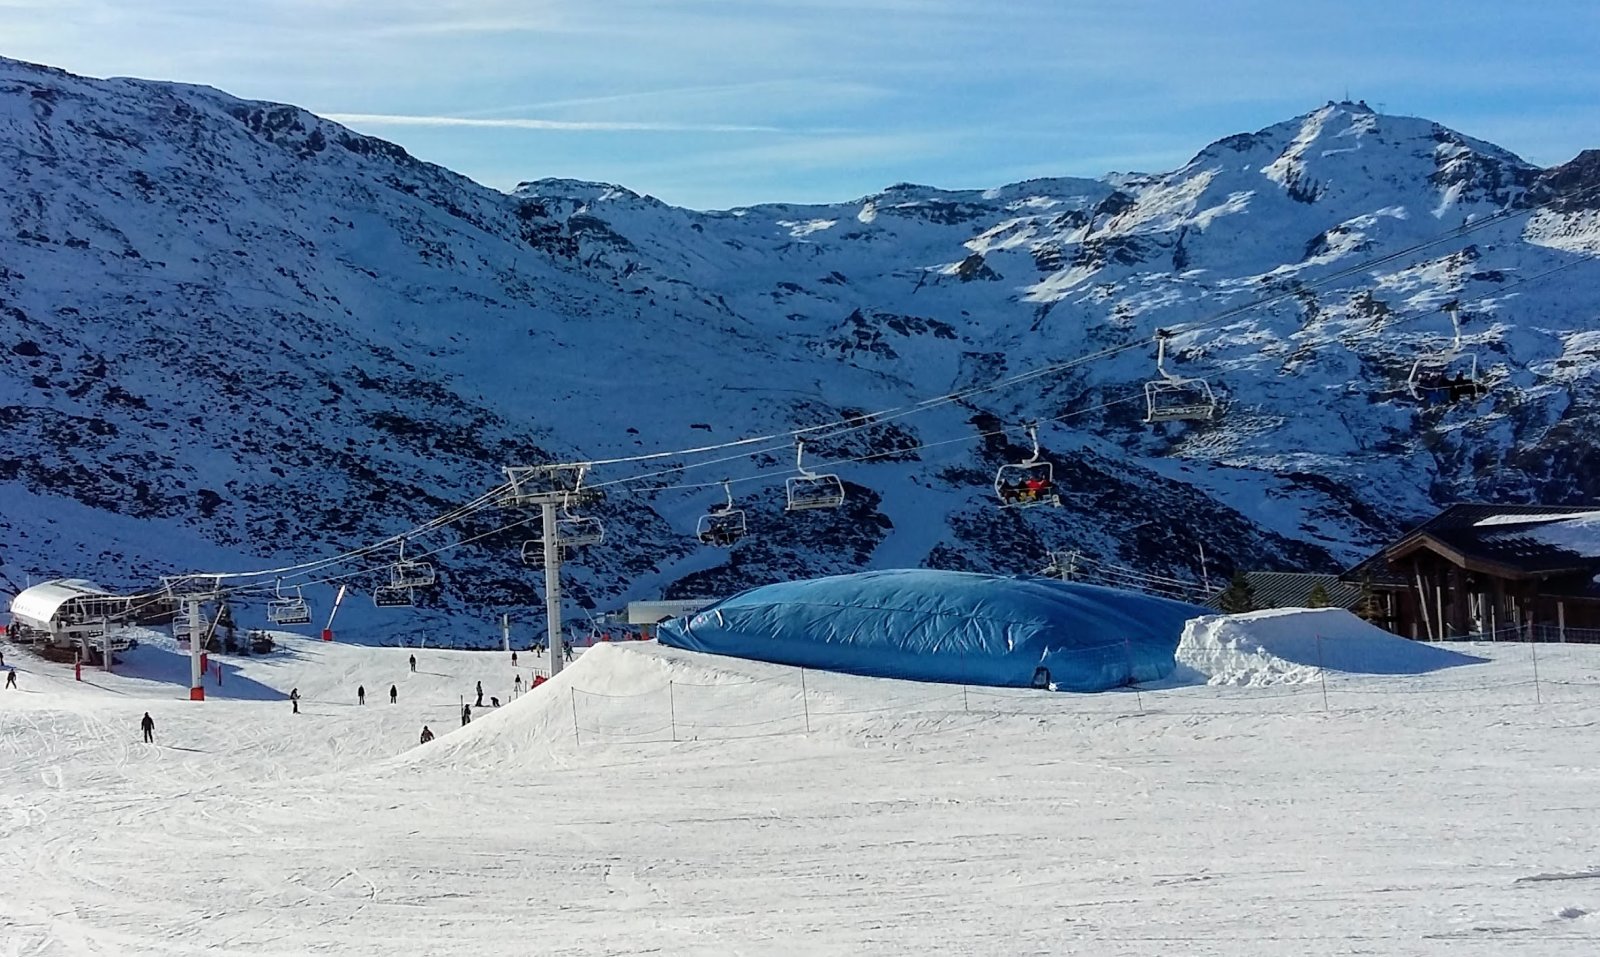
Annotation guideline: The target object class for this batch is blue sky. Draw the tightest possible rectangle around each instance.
[5,0,1598,209]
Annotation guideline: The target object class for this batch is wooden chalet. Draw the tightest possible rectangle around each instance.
[1342,504,1600,642]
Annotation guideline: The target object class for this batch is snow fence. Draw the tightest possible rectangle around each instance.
[657,569,1204,691]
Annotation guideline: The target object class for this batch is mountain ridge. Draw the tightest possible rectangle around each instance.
[2,55,1597,639]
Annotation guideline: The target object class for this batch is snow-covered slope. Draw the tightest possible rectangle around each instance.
[3,57,1599,638]
[3,633,1600,954]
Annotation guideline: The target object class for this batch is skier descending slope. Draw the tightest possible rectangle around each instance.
[140,712,154,744]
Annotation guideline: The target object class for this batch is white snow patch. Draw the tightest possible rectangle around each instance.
[1175,607,1482,686]
[775,218,838,238]
[1474,510,1600,527]
[1525,515,1600,558]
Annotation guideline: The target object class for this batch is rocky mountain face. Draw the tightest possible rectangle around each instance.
[2,58,1597,639]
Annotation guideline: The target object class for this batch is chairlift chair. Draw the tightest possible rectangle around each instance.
[696,479,748,546]
[521,539,573,567]
[556,516,605,549]
[784,440,846,512]
[389,541,435,589]
[994,423,1060,508]
[373,585,415,608]
[1143,330,1218,423]
[266,581,312,626]
[1407,300,1487,404]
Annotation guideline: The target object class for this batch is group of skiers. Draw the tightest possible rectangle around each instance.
[124,649,552,747]
[998,475,1054,505]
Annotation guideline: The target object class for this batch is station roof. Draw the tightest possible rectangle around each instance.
[8,579,115,629]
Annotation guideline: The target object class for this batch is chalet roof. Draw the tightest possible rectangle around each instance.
[1343,504,1600,589]
[1203,572,1361,611]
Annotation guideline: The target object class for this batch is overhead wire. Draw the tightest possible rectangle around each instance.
[159,176,1600,600]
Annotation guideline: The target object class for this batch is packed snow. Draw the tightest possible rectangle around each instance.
[1175,607,1484,686]
[2,621,1598,955]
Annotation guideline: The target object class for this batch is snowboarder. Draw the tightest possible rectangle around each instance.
[511,650,518,666]
[409,654,416,673]
[490,696,500,708]
[513,674,523,694]
[389,684,397,704]
[357,685,366,705]
[289,688,300,714]
[532,674,547,689]
[460,703,471,727]
[5,669,16,689]
[563,641,573,663]
[140,712,154,744]
[475,681,484,707]
[419,726,434,744]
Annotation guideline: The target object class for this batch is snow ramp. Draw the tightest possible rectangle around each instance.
[1176,608,1485,686]
[392,643,813,771]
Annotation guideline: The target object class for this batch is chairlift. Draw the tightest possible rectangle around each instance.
[995,423,1060,508]
[785,439,845,511]
[1143,329,1218,423]
[266,580,312,626]
[555,494,605,548]
[389,541,435,589]
[696,480,748,546]
[373,585,415,608]
[1407,300,1488,404]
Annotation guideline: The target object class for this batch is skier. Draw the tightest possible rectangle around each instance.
[460,703,471,727]
[289,688,300,714]
[389,684,397,704]
[419,726,434,744]
[409,654,416,673]
[357,685,366,705]
[140,712,155,744]
[5,668,17,689]
[511,650,518,666]
[475,681,484,707]
[563,640,573,663]
[514,674,523,694]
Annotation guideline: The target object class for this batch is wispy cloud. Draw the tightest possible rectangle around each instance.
[319,112,791,134]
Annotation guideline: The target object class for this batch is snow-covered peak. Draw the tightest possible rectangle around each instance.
[1,56,1598,639]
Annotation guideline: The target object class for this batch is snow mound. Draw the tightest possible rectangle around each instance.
[393,642,809,771]
[1175,608,1483,686]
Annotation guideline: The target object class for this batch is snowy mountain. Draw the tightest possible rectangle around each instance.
[2,57,1598,638]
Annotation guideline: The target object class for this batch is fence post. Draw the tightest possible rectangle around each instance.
[962,685,969,713]
[1530,639,1542,706]
[799,668,812,733]
[1124,638,1145,714]
[669,681,678,743]
[1315,634,1330,713]
[570,687,581,746]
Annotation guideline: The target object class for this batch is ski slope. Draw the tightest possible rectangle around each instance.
[2,633,1598,955]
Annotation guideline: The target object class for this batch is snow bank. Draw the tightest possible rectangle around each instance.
[1176,608,1483,686]
[393,642,808,770]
